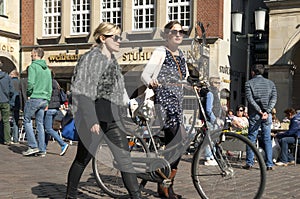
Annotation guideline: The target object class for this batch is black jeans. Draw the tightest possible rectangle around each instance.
[66,121,141,198]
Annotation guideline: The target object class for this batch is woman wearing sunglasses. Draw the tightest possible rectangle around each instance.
[231,105,249,134]
[66,22,142,199]
[141,20,189,199]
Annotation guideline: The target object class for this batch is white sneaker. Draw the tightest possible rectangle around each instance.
[204,159,218,166]
[22,147,39,156]
[36,151,47,158]
[275,162,288,166]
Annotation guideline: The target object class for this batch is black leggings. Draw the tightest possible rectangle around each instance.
[66,121,140,198]
[164,124,184,170]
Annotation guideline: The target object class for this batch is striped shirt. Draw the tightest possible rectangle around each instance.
[245,75,277,115]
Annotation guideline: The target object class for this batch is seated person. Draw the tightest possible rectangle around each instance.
[274,108,300,166]
[223,109,234,130]
[271,108,281,129]
[231,105,249,134]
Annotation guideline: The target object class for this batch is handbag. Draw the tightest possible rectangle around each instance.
[129,87,155,120]
[55,80,68,104]
[59,88,68,103]
[61,109,78,141]
[61,119,78,141]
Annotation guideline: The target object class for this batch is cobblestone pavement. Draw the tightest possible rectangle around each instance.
[1,141,300,199]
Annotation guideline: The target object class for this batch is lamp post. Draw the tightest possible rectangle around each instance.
[231,8,267,82]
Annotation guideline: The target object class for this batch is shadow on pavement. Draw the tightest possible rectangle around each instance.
[7,145,27,154]
[31,174,112,199]
[31,181,101,199]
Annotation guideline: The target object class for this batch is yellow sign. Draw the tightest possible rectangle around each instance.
[48,53,81,62]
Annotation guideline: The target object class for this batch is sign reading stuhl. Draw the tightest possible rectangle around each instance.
[119,50,153,64]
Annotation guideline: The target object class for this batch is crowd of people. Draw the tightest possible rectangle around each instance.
[223,64,300,171]
[1,20,300,199]
[0,48,70,158]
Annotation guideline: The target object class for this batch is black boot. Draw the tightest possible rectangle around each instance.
[121,172,143,199]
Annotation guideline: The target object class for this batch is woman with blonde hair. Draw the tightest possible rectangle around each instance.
[66,22,142,199]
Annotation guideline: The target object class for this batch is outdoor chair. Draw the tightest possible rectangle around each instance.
[288,136,300,166]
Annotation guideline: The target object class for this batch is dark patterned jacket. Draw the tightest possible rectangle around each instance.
[71,45,128,129]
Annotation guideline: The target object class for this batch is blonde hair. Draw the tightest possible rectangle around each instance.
[93,22,121,44]
[10,69,19,77]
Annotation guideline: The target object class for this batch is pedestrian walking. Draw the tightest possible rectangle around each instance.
[66,22,142,199]
[197,77,223,166]
[22,47,52,156]
[0,60,14,145]
[141,20,189,199]
[9,69,21,144]
[43,71,69,157]
[244,64,277,171]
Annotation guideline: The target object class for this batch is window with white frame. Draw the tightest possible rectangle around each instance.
[101,0,122,28]
[133,0,155,30]
[168,0,191,29]
[43,0,61,36]
[71,0,90,34]
[0,0,6,16]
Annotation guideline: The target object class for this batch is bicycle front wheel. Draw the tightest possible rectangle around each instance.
[92,137,149,198]
[192,131,266,199]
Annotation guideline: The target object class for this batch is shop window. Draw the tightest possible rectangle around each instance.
[133,0,155,30]
[101,0,122,29]
[43,0,61,36]
[167,0,191,29]
[71,0,90,35]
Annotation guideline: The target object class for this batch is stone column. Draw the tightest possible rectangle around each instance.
[268,65,293,120]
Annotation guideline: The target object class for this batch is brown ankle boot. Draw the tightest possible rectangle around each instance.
[168,169,182,199]
[157,169,182,199]
[157,183,169,198]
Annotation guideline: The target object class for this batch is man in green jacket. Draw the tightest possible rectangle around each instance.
[22,47,52,157]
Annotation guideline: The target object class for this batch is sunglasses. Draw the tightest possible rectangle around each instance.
[213,82,221,84]
[170,29,184,36]
[239,109,244,112]
[104,35,123,42]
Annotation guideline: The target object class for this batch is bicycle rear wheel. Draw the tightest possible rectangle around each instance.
[192,131,266,199]
[92,137,149,198]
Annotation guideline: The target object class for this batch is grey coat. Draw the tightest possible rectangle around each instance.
[245,75,277,115]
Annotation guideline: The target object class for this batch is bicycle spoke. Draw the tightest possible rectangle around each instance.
[192,132,266,199]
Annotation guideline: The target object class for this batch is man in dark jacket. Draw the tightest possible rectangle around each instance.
[275,108,300,166]
[43,73,69,157]
[0,60,14,145]
[22,47,52,156]
[9,70,21,144]
[244,64,277,171]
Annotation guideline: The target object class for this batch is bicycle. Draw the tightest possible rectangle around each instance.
[92,80,266,199]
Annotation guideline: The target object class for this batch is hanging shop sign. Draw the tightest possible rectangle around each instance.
[48,53,81,62]
[121,51,152,64]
